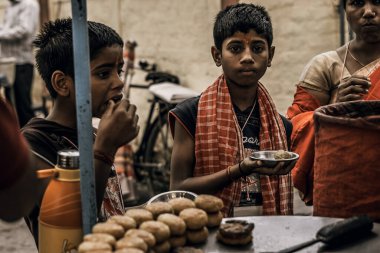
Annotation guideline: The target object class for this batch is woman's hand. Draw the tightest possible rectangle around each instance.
[239,156,297,176]
[334,75,371,103]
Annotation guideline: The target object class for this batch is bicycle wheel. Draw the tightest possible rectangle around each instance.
[143,112,172,194]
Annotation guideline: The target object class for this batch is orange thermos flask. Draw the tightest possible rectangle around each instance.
[38,149,83,253]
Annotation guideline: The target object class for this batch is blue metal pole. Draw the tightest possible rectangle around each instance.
[71,0,97,234]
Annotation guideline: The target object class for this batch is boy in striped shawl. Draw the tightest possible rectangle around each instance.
[169,3,295,217]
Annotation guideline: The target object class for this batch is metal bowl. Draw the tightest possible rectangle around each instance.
[147,190,198,204]
[250,150,299,167]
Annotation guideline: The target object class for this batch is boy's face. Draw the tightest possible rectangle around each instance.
[212,29,274,88]
[90,45,124,118]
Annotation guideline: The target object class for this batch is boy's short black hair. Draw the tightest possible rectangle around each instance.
[342,0,347,9]
[33,18,123,98]
[213,3,273,51]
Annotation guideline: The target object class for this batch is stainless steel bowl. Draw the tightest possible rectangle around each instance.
[250,150,299,167]
[147,190,198,204]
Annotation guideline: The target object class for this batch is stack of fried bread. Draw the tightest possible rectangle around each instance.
[77,194,224,253]
[216,219,254,246]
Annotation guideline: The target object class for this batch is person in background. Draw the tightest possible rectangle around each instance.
[0,0,40,127]
[21,18,140,246]
[169,3,295,217]
[287,0,380,204]
[0,97,38,222]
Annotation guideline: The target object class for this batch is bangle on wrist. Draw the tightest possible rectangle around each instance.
[226,166,234,182]
[94,150,114,167]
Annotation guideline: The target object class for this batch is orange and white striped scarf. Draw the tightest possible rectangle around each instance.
[194,75,293,216]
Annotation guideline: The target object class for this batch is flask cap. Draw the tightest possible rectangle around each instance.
[57,149,79,169]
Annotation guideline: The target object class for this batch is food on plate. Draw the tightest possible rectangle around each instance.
[206,211,223,228]
[139,220,171,243]
[125,208,153,226]
[179,208,208,230]
[115,236,148,252]
[109,215,137,231]
[216,220,254,246]
[125,228,156,248]
[83,233,116,247]
[194,195,224,213]
[168,198,196,214]
[169,234,187,248]
[172,246,204,253]
[157,213,186,236]
[152,240,171,253]
[145,201,174,218]
[186,226,209,244]
[274,149,291,160]
[92,222,125,239]
[114,248,145,253]
[78,241,112,253]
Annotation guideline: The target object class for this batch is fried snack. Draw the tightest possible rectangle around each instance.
[92,222,125,239]
[194,195,223,213]
[274,150,291,159]
[152,240,171,253]
[78,241,112,253]
[172,246,204,253]
[145,201,174,219]
[168,198,196,215]
[186,226,209,244]
[216,220,254,246]
[109,215,137,231]
[83,233,116,247]
[206,211,223,228]
[139,220,171,243]
[114,248,145,253]
[115,236,148,252]
[168,234,186,248]
[125,228,156,248]
[179,208,208,230]
[157,213,186,236]
[125,208,153,227]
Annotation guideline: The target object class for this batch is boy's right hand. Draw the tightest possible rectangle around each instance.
[95,99,140,157]
[334,75,371,103]
[239,157,296,176]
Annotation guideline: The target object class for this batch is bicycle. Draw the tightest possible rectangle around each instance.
[117,41,199,206]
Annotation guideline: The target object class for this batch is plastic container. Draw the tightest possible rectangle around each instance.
[38,150,83,253]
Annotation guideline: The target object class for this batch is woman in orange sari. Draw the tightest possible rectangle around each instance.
[287,0,380,204]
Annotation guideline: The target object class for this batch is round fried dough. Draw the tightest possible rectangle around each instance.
[168,235,186,248]
[219,220,254,238]
[179,208,208,230]
[83,233,116,247]
[92,222,125,239]
[194,195,223,213]
[186,227,209,244]
[78,241,112,253]
[115,236,148,252]
[139,220,171,243]
[216,231,252,246]
[109,215,137,231]
[152,240,171,253]
[168,198,196,214]
[157,213,186,236]
[145,202,173,218]
[206,211,223,228]
[125,228,156,247]
[173,246,204,253]
[125,208,153,226]
[114,248,144,253]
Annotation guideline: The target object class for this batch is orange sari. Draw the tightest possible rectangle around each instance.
[287,59,380,204]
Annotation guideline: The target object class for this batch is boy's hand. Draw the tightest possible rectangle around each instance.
[334,75,371,103]
[95,99,140,156]
[239,157,296,176]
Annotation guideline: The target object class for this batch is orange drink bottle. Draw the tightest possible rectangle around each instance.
[38,150,83,253]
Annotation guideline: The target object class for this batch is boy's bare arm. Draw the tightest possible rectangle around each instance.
[170,120,232,194]
[93,99,139,210]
